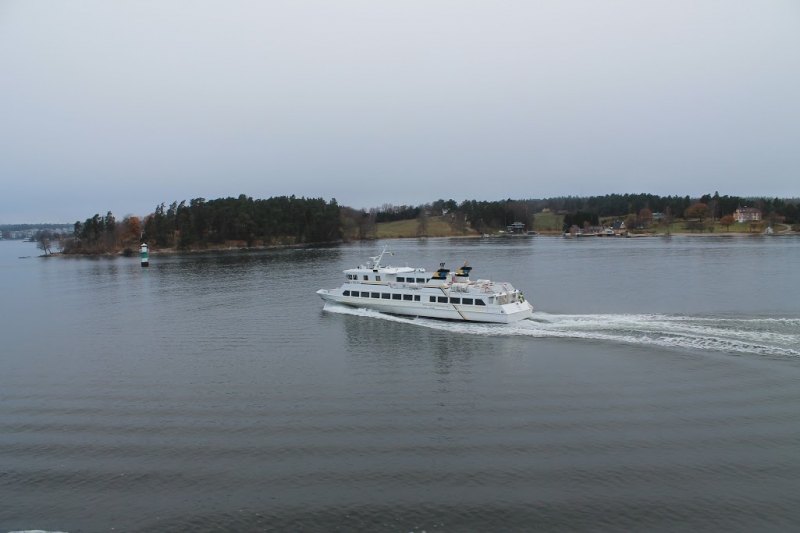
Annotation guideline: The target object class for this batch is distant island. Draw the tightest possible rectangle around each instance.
[22,192,799,256]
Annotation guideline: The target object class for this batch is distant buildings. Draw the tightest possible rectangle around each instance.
[567,224,622,236]
[734,207,761,223]
[0,227,72,240]
[4,229,37,240]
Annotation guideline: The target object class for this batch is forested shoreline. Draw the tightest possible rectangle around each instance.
[61,195,342,255]
[54,191,799,255]
[381,192,798,228]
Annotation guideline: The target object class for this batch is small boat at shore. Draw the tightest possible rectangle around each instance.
[317,247,534,323]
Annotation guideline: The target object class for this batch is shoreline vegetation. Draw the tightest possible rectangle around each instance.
[32,192,800,257]
[42,228,798,259]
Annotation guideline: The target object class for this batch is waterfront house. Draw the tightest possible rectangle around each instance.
[734,207,761,223]
[506,222,526,234]
[566,225,615,237]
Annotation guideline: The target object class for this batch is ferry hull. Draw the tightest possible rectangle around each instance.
[317,290,533,324]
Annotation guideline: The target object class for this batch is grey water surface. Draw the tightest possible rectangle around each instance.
[2,236,800,532]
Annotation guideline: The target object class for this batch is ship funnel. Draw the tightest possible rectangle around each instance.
[455,262,472,278]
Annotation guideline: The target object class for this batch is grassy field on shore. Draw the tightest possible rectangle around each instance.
[375,216,476,238]
[532,212,564,232]
[650,221,789,234]
[376,212,566,238]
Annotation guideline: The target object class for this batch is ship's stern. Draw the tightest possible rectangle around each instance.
[502,301,534,323]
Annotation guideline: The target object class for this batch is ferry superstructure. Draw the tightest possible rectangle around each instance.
[317,247,533,323]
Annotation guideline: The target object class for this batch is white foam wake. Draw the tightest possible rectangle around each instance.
[323,303,800,357]
[7,530,69,533]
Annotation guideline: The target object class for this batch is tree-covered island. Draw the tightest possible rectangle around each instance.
[61,195,342,254]
[56,192,800,255]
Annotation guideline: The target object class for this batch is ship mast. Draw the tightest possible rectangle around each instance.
[370,245,391,269]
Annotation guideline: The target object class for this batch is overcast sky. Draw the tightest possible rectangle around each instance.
[1,1,798,223]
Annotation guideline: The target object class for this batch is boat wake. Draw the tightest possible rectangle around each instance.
[323,303,800,357]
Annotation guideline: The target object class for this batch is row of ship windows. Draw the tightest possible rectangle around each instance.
[342,290,486,306]
[346,274,429,283]
[430,296,486,306]
[344,291,420,301]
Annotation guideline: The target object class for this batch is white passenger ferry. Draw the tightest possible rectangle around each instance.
[317,247,533,323]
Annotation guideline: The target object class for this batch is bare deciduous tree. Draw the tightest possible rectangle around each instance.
[449,210,467,233]
[661,206,674,235]
[36,230,53,255]
[416,210,429,237]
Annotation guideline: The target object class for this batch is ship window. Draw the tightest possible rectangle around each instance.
[475,299,486,306]
[438,297,448,303]
[403,294,412,301]
[346,274,351,280]
[430,296,436,302]
[381,293,390,299]
[375,276,381,282]
[463,298,473,305]
[397,277,405,282]
[371,292,380,298]
[416,278,425,283]
[363,275,369,280]
[343,290,350,296]
[451,297,461,304]
[392,294,401,300]
[414,295,420,301]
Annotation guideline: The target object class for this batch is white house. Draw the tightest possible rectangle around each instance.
[734,207,761,223]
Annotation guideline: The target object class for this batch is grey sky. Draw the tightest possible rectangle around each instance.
[1,1,798,223]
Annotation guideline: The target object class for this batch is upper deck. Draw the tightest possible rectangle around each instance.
[340,246,519,300]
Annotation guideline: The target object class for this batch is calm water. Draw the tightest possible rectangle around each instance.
[2,236,800,532]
